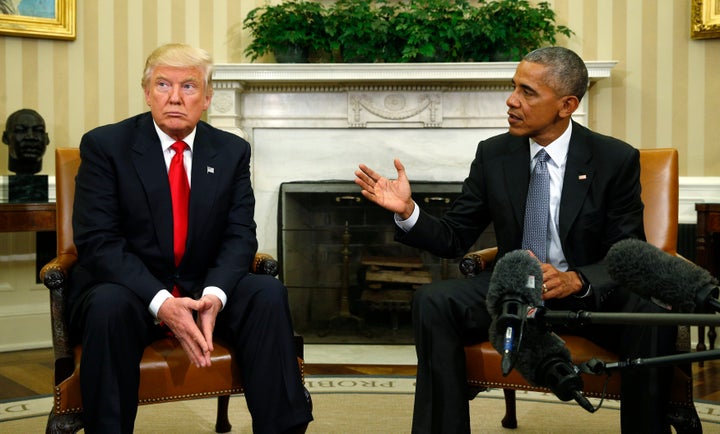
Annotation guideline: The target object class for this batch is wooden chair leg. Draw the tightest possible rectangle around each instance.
[215,395,232,433]
[501,388,518,429]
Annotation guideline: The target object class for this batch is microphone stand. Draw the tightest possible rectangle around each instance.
[528,306,720,371]
[530,307,720,327]
[582,349,720,374]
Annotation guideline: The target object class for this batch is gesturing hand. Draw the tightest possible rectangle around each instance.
[354,159,415,219]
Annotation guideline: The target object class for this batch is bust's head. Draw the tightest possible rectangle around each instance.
[2,109,50,174]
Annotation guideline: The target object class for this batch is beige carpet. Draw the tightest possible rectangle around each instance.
[2,376,719,433]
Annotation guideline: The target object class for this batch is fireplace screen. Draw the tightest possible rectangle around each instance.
[278,181,496,343]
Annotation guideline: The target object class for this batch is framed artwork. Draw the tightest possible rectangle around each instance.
[0,0,75,40]
[692,0,720,39]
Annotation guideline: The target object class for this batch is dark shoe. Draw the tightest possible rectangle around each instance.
[667,403,703,434]
[282,422,309,434]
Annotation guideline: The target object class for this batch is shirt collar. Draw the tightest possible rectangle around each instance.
[152,120,196,153]
[528,122,573,166]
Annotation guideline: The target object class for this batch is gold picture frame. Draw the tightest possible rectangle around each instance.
[0,0,75,40]
[692,0,720,39]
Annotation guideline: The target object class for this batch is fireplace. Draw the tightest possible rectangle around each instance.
[278,180,494,342]
[207,62,624,342]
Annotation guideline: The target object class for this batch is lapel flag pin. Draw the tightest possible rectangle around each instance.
[578,174,587,180]
[207,166,215,174]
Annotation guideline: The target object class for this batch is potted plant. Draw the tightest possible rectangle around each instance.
[243,0,328,63]
[326,0,400,63]
[392,0,488,62]
[481,0,573,61]
[242,0,573,64]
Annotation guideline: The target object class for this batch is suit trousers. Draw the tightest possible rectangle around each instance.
[410,272,676,434]
[70,273,312,434]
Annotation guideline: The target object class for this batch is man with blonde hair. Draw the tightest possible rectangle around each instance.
[69,43,313,433]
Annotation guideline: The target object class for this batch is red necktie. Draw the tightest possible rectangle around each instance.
[169,141,190,297]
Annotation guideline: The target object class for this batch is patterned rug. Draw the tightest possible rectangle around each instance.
[2,375,718,433]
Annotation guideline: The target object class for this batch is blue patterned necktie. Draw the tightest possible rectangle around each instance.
[521,149,551,263]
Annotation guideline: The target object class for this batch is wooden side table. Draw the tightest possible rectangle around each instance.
[0,202,56,232]
[695,203,720,357]
[0,202,57,282]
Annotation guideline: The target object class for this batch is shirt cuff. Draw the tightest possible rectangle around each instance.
[203,286,227,310]
[394,201,420,232]
[572,271,592,298]
[149,289,173,320]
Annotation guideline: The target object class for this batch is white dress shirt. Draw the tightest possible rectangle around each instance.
[148,122,227,319]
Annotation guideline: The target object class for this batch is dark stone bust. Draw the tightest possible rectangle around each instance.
[2,108,50,175]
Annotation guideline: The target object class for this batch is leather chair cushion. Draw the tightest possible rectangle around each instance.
[465,334,693,405]
[54,338,304,415]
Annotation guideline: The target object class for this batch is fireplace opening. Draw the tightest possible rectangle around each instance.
[279,180,496,344]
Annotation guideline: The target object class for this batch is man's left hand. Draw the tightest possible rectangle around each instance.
[196,294,222,357]
[540,263,583,300]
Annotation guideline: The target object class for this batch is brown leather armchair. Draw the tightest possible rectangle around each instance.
[40,148,302,434]
[460,148,701,431]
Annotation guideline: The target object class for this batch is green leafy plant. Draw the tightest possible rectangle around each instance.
[481,0,574,61]
[242,0,573,63]
[326,0,399,63]
[393,0,484,62]
[243,0,328,62]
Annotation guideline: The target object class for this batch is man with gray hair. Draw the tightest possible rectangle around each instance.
[355,47,692,433]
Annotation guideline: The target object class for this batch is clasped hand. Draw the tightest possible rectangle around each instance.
[156,294,222,368]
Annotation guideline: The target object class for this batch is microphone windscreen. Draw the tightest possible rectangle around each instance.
[487,250,543,318]
[606,238,717,313]
[506,323,572,386]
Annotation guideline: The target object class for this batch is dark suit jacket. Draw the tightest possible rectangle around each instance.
[68,112,258,310]
[397,121,645,307]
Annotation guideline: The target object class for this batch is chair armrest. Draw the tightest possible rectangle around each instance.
[40,253,78,290]
[41,251,278,384]
[40,253,78,383]
[252,252,279,277]
[459,247,498,277]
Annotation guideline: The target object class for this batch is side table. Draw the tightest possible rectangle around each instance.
[0,202,57,282]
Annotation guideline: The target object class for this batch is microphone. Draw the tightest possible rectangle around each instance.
[486,250,595,413]
[606,238,720,313]
[501,322,596,413]
[487,250,543,375]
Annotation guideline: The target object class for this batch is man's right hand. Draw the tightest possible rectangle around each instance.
[157,297,212,368]
[354,159,415,219]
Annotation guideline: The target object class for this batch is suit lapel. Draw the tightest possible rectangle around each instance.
[503,137,531,230]
[186,124,220,254]
[559,123,594,241]
[130,115,174,263]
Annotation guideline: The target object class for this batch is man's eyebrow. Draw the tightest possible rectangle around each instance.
[510,79,536,93]
[155,74,200,83]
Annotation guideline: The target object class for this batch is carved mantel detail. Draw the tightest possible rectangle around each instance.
[349,92,442,128]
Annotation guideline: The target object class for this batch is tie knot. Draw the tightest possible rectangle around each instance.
[536,149,550,163]
[171,141,187,154]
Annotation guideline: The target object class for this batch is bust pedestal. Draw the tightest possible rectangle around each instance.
[9,174,48,203]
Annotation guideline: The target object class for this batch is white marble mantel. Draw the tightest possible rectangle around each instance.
[207,62,717,256]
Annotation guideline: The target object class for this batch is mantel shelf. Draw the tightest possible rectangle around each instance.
[213,61,617,85]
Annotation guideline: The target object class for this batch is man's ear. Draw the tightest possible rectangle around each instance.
[2,131,8,145]
[559,95,580,118]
